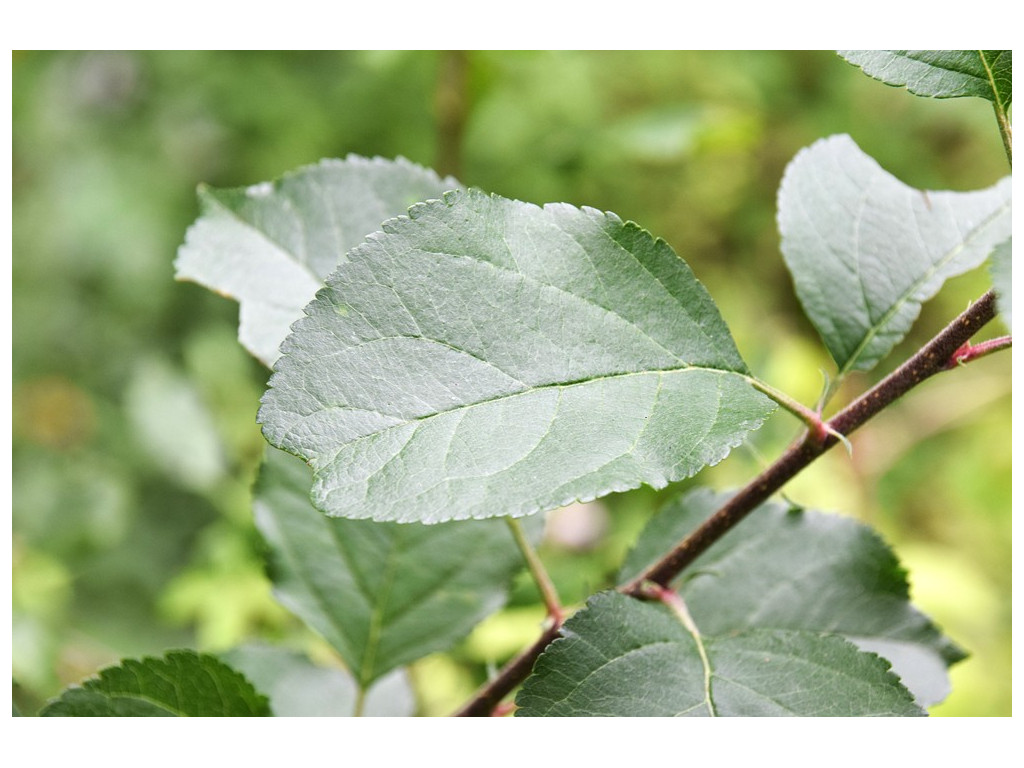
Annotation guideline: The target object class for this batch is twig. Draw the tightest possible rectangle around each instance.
[453,291,1001,715]
[453,623,563,717]
[625,291,1000,592]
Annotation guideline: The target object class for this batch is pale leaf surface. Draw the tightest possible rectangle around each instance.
[220,644,415,716]
[176,156,460,366]
[778,134,1011,375]
[837,50,1011,108]
[260,190,774,523]
[990,237,1011,328]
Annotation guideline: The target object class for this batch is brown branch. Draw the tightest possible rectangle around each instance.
[625,290,1000,592]
[435,50,469,180]
[454,291,1001,715]
[453,622,563,717]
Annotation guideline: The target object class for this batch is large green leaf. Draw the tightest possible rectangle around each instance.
[176,156,460,367]
[515,591,923,716]
[990,237,1012,329]
[837,50,1011,107]
[778,134,1011,375]
[40,650,270,716]
[259,189,774,524]
[620,488,963,708]
[220,644,415,716]
[253,448,530,687]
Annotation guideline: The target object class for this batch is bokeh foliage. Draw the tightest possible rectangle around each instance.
[12,51,1010,716]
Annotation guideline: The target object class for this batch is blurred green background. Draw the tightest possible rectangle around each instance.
[12,51,1011,716]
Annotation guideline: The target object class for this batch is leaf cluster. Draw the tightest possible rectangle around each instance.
[28,50,1011,718]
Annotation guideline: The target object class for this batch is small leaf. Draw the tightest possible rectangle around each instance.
[515,592,923,716]
[253,448,530,687]
[40,650,270,716]
[990,237,1011,329]
[838,50,1011,107]
[259,189,774,523]
[778,134,1011,376]
[219,644,414,716]
[620,488,963,707]
[176,156,460,367]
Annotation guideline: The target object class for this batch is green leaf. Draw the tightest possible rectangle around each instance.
[990,237,1011,328]
[619,488,963,707]
[219,644,415,716]
[778,134,1011,375]
[39,650,270,716]
[515,591,923,716]
[259,189,774,524]
[837,50,1011,107]
[176,156,460,367]
[253,447,531,687]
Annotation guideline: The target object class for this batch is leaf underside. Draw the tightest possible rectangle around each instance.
[778,134,1011,376]
[837,50,1011,108]
[990,237,1012,329]
[260,189,774,524]
[253,448,531,687]
[175,156,460,367]
[515,592,923,716]
[40,650,270,717]
[620,488,963,708]
[220,644,415,716]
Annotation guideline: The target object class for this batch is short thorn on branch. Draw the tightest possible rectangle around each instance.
[819,420,853,456]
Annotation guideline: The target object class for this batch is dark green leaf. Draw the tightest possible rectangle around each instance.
[838,50,1011,107]
[260,189,774,523]
[515,592,923,716]
[619,488,963,707]
[253,448,530,687]
[990,238,1011,328]
[176,156,460,367]
[39,650,270,716]
[779,134,1011,375]
[220,644,414,716]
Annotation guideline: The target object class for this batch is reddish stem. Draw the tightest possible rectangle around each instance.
[945,335,1011,369]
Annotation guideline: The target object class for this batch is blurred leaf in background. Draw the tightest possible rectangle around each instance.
[12,51,1010,716]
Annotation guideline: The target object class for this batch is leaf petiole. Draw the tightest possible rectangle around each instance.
[505,517,564,626]
[746,376,850,452]
[945,335,1012,369]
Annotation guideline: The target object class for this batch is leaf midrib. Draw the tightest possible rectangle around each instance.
[978,49,1010,113]
[837,190,1010,375]
[283,364,749,468]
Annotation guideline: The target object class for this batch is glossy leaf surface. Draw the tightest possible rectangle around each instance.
[779,134,1011,375]
[260,190,774,523]
[838,50,1011,107]
[515,592,923,716]
[253,448,529,687]
[40,650,270,716]
[176,156,460,367]
[620,488,963,707]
